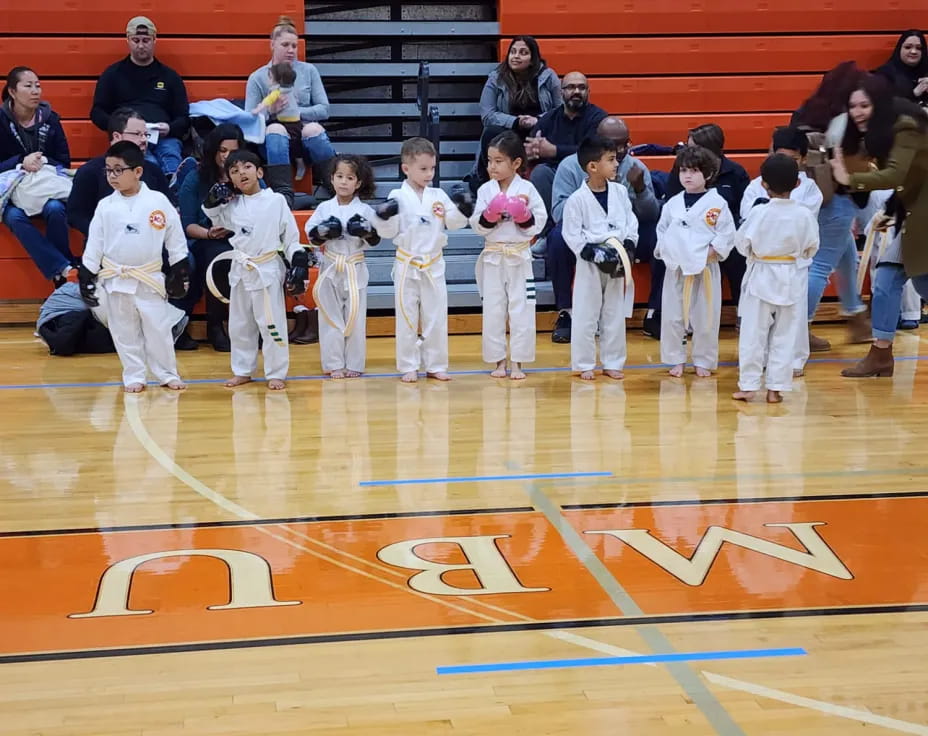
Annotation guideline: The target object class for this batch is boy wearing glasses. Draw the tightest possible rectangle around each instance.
[80,141,190,392]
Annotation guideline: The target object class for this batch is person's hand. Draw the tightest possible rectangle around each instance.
[517,115,537,130]
[483,192,509,223]
[21,152,43,172]
[504,195,532,225]
[915,77,928,97]
[154,122,170,134]
[872,214,894,232]
[524,133,541,159]
[270,93,289,114]
[534,136,557,160]
[208,226,234,240]
[626,164,645,193]
[830,147,850,186]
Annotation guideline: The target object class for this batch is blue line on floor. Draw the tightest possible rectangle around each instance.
[360,471,613,487]
[437,646,807,675]
[0,354,926,391]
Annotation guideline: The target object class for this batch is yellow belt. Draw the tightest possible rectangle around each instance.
[480,241,530,258]
[681,267,714,328]
[394,248,443,332]
[207,250,285,345]
[857,218,891,295]
[312,250,366,337]
[755,255,797,263]
[98,257,165,297]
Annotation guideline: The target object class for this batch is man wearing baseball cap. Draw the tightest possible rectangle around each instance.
[90,16,190,182]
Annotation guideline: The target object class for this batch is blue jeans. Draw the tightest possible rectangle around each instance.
[263,129,336,166]
[145,137,183,176]
[2,199,73,279]
[808,194,864,319]
[870,266,928,341]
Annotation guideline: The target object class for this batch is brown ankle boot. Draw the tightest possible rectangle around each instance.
[841,344,894,377]
[847,312,872,343]
[289,309,319,344]
[809,332,831,352]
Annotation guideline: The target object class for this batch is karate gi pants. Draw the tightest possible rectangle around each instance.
[229,279,289,380]
[394,270,449,374]
[316,270,367,374]
[105,287,180,387]
[738,293,801,392]
[571,267,628,372]
[480,259,536,364]
[660,263,722,369]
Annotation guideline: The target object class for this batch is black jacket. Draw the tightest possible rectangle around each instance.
[67,154,174,236]
[0,101,71,172]
[666,154,751,225]
[90,57,190,139]
[531,102,608,165]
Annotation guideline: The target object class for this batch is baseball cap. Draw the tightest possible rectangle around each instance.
[126,16,157,36]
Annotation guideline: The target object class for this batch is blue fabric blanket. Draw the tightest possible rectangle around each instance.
[189,99,266,144]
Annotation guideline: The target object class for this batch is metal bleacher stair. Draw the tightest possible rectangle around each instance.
[305,1,552,310]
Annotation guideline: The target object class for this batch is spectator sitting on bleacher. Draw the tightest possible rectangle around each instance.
[90,17,190,182]
[466,36,560,194]
[0,66,75,288]
[526,71,607,226]
[545,117,662,344]
[874,30,928,107]
[246,15,336,200]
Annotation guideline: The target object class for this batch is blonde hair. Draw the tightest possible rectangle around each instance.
[271,15,298,41]
[401,137,436,162]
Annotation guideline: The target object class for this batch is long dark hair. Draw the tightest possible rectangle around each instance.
[496,36,545,112]
[488,130,527,172]
[328,153,376,200]
[793,61,865,132]
[887,30,928,77]
[199,123,246,194]
[842,74,928,164]
[2,66,36,104]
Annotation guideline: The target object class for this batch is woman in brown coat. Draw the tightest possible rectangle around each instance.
[830,74,928,377]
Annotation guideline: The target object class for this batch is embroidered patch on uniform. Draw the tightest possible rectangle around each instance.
[704,208,721,227]
[241,226,253,236]
[124,224,140,235]
[431,202,445,219]
[156,81,165,90]
[418,216,431,225]
[148,210,166,230]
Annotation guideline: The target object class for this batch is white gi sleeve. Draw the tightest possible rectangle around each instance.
[83,208,106,273]
[710,203,736,260]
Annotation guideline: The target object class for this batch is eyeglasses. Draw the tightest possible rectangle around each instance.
[105,166,133,177]
[120,129,149,140]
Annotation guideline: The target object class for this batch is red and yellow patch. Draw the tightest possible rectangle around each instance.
[148,210,167,230]
[704,208,722,227]
[431,202,446,219]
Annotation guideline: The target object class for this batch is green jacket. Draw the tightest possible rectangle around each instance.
[850,115,928,277]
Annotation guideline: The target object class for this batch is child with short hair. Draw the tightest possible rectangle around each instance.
[202,149,308,390]
[373,137,472,383]
[656,145,736,377]
[80,141,190,393]
[305,154,380,378]
[562,135,638,380]
[733,153,820,402]
[470,131,547,380]
[251,62,307,180]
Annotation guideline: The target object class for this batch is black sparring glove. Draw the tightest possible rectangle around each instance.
[165,257,191,299]
[204,181,234,208]
[346,213,380,245]
[285,249,310,297]
[374,198,399,219]
[308,216,343,245]
[751,196,770,209]
[449,183,475,218]
[78,264,99,307]
[580,242,621,276]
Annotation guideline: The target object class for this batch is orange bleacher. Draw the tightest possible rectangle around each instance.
[0,6,305,303]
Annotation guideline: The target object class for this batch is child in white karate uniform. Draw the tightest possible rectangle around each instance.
[562,135,639,380]
[733,154,820,403]
[80,141,190,393]
[305,154,380,378]
[203,150,308,390]
[470,131,547,380]
[373,137,471,383]
[656,145,736,377]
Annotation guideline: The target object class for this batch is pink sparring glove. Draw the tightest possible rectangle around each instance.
[482,192,509,223]
[505,195,532,225]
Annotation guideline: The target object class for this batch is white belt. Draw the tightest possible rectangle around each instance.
[207,250,285,345]
[312,250,366,337]
[98,257,164,297]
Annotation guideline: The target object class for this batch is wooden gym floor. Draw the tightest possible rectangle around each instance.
[1,321,927,736]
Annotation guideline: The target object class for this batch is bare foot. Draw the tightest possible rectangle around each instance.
[163,379,186,391]
[603,369,624,380]
[268,378,286,391]
[668,364,684,377]
[695,366,712,378]
[330,369,347,379]
[732,390,756,402]
[345,370,362,378]
[401,371,418,383]
[766,390,783,403]
[225,375,252,388]
[579,370,595,381]
[490,360,508,378]
[792,368,805,378]
[510,362,526,380]
[124,382,145,393]
[427,371,451,381]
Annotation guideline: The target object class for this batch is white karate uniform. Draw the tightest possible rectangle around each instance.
[655,190,735,370]
[204,189,302,381]
[736,198,820,392]
[83,183,187,387]
[374,181,468,374]
[469,175,547,364]
[306,197,377,373]
[562,182,639,372]
[862,190,921,322]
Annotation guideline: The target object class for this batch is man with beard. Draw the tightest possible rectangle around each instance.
[525,71,607,223]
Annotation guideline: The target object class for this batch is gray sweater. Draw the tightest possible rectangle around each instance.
[245,61,330,123]
[479,66,561,129]
[552,153,660,224]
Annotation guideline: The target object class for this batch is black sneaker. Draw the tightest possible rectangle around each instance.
[207,322,231,353]
[174,328,199,351]
[642,311,661,339]
[551,310,571,343]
